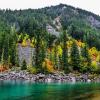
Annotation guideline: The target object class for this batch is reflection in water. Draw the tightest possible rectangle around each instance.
[0,80,100,100]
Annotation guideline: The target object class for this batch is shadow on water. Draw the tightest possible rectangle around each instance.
[0,80,100,100]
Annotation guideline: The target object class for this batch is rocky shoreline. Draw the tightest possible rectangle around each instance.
[0,71,100,83]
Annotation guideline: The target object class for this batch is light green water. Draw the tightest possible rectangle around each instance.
[0,80,100,100]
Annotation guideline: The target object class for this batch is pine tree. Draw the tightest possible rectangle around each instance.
[10,26,17,66]
[34,28,46,71]
[71,41,81,71]
[10,41,16,65]
[58,55,62,71]
[61,31,69,73]
[1,48,4,66]
[39,43,46,71]
[81,44,91,69]
[54,45,58,69]
[3,35,9,62]
[15,48,20,67]
[21,60,27,70]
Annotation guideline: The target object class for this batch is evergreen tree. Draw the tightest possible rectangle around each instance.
[1,48,4,66]
[81,44,91,70]
[71,41,81,71]
[58,55,62,71]
[61,31,69,73]
[39,42,46,71]
[21,60,27,70]
[9,26,17,66]
[34,28,46,71]
[54,45,58,69]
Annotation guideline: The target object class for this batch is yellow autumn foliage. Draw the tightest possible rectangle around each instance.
[89,47,98,55]
[91,61,98,71]
[76,40,85,47]
[42,59,55,73]
[21,39,27,47]
[32,37,36,44]
[24,34,29,40]
[67,40,73,47]
[57,45,62,56]
[30,43,34,48]
[89,47,99,60]
[27,67,37,74]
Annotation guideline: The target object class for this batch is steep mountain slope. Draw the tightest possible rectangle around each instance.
[0,4,100,49]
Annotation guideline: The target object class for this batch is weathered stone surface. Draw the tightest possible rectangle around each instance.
[17,44,35,66]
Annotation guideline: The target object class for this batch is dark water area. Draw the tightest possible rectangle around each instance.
[0,81,100,100]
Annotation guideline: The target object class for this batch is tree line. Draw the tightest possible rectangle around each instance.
[0,27,99,74]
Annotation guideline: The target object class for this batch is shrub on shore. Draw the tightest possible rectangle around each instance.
[27,67,37,74]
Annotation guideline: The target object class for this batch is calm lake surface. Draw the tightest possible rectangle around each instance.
[0,81,100,100]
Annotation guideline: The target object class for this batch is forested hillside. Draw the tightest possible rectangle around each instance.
[0,4,100,74]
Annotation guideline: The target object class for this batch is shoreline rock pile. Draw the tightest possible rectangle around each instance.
[0,71,100,83]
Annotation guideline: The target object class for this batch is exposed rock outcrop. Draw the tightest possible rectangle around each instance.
[17,44,35,66]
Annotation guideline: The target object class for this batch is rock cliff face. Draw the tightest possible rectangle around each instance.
[46,24,60,37]
[87,16,100,28]
[17,44,35,66]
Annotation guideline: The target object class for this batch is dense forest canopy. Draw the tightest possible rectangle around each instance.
[0,4,100,74]
[0,4,100,49]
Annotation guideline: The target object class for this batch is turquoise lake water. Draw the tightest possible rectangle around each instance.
[0,81,100,100]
